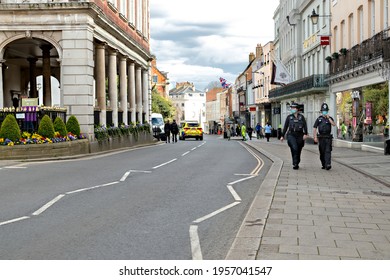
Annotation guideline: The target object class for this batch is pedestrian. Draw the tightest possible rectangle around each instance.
[164,120,171,143]
[340,122,347,139]
[280,102,308,170]
[255,123,262,139]
[264,122,272,142]
[226,125,232,140]
[170,119,179,143]
[348,124,352,139]
[236,125,241,138]
[313,103,336,170]
[241,122,247,141]
[247,125,253,140]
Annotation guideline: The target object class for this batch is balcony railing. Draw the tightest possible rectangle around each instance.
[329,29,390,75]
[269,74,329,99]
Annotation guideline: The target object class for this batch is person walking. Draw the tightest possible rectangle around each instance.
[340,122,347,139]
[255,123,262,139]
[226,125,232,141]
[247,125,253,140]
[241,122,247,141]
[170,119,179,143]
[236,125,241,138]
[164,120,171,143]
[348,124,352,139]
[264,122,272,142]
[313,103,336,170]
[280,103,308,170]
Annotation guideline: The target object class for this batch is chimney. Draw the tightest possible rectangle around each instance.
[249,52,255,63]
[256,44,263,58]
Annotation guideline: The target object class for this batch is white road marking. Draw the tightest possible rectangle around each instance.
[152,158,177,169]
[191,147,197,151]
[129,170,152,173]
[192,202,241,224]
[229,175,256,186]
[65,182,119,195]
[227,185,241,201]
[32,194,65,216]
[4,166,27,169]
[182,151,190,156]
[0,216,30,227]
[189,225,203,260]
[120,171,131,182]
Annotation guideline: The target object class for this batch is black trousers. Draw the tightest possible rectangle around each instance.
[287,133,304,166]
[172,133,177,142]
[318,136,332,167]
[165,133,170,143]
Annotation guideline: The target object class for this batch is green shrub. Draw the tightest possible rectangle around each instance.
[66,115,80,136]
[38,115,55,139]
[0,114,21,142]
[53,117,68,137]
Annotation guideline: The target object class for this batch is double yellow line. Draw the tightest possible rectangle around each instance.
[240,142,264,175]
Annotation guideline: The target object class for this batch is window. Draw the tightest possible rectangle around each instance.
[152,75,158,83]
[136,0,143,32]
[384,0,389,29]
[370,0,376,37]
[349,14,354,48]
[129,0,135,25]
[120,0,127,17]
[358,6,364,43]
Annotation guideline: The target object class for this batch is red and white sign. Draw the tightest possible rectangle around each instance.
[320,36,330,46]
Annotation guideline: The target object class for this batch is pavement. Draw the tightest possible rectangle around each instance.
[226,135,390,260]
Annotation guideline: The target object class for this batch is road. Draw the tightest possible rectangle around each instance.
[0,135,271,260]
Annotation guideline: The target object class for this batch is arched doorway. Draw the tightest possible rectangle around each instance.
[1,37,60,108]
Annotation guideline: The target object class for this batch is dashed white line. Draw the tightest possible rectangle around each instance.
[191,147,197,151]
[0,216,30,227]
[189,225,203,260]
[65,182,119,195]
[192,202,241,224]
[227,185,242,201]
[3,166,27,169]
[120,171,131,182]
[152,158,177,169]
[32,194,65,216]
[182,151,190,157]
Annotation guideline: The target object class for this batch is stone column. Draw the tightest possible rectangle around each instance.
[108,49,118,127]
[136,65,143,123]
[0,61,4,108]
[27,57,38,98]
[142,68,149,123]
[41,45,52,106]
[128,62,136,123]
[96,44,106,126]
[120,56,128,125]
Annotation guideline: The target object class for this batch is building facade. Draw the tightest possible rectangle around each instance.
[270,0,331,136]
[328,0,390,140]
[151,57,169,98]
[169,82,206,129]
[0,0,152,139]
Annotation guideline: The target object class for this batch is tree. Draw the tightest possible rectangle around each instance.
[151,88,175,120]
[363,82,389,123]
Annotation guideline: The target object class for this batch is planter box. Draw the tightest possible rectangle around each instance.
[0,132,156,160]
[0,139,90,160]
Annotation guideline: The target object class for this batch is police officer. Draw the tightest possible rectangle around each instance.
[313,103,336,170]
[280,103,308,170]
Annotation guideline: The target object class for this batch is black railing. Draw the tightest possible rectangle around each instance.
[269,74,329,99]
[329,29,390,75]
[0,107,66,133]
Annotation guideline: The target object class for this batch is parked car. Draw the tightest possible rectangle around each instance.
[151,113,166,141]
[181,121,203,140]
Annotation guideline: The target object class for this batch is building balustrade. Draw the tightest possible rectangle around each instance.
[269,74,329,99]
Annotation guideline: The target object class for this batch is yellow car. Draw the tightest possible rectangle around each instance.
[180,121,203,140]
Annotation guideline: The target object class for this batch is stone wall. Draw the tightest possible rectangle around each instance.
[0,132,156,160]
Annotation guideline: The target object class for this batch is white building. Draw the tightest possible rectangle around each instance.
[169,82,206,129]
[270,0,331,135]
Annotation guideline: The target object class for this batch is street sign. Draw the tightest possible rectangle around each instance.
[320,36,330,46]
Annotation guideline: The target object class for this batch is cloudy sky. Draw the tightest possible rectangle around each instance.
[150,0,279,91]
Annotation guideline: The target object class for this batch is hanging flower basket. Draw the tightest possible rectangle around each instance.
[325,56,333,63]
[332,52,340,59]
[339,48,348,56]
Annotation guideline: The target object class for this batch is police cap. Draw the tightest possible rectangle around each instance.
[290,102,299,108]
[321,103,329,111]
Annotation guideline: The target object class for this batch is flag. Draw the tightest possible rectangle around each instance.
[271,60,292,86]
[219,77,231,89]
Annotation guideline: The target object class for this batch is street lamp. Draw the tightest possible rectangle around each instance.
[310,9,331,25]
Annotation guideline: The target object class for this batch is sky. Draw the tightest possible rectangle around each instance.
[149,0,280,91]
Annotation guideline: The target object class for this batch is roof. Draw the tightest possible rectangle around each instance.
[169,83,204,95]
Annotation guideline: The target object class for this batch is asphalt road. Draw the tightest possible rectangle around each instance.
[0,135,271,260]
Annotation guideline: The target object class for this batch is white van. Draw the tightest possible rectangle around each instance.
[151,113,166,141]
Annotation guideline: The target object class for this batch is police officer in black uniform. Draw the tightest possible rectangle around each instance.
[280,102,308,170]
[313,103,336,170]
